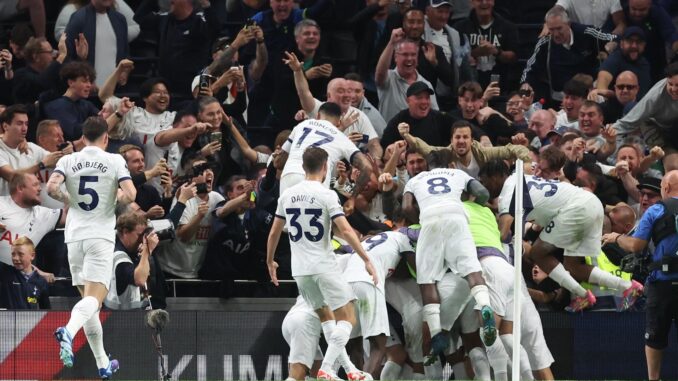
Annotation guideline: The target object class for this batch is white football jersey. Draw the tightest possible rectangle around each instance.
[403,168,472,221]
[0,196,60,265]
[344,231,414,293]
[498,174,585,226]
[276,180,345,276]
[384,277,423,319]
[281,119,359,188]
[54,146,131,243]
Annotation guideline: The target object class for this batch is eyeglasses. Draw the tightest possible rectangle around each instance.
[639,190,659,198]
[615,84,638,90]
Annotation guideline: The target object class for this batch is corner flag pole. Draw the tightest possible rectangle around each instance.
[512,160,524,381]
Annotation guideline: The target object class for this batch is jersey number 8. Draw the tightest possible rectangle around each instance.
[427,177,451,194]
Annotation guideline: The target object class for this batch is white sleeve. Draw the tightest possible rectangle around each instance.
[397,233,415,254]
[608,0,621,13]
[457,170,474,189]
[114,155,132,182]
[54,4,75,41]
[327,191,345,219]
[115,0,140,41]
[53,155,68,176]
[275,194,286,219]
[497,176,516,216]
[32,144,48,164]
[37,205,61,231]
[179,199,196,225]
[403,178,415,195]
[555,0,571,10]
[309,99,323,119]
[282,126,297,153]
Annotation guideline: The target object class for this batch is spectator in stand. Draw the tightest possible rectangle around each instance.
[504,92,528,130]
[577,101,617,162]
[592,27,651,100]
[64,0,131,88]
[455,81,514,144]
[612,144,666,205]
[118,144,168,218]
[43,62,99,142]
[400,8,457,108]
[528,109,557,147]
[380,81,454,149]
[613,62,678,172]
[0,0,46,38]
[201,175,274,296]
[265,19,331,138]
[135,0,220,99]
[238,0,333,126]
[616,0,678,82]
[34,120,76,208]
[598,71,639,125]
[0,173,66,270]
[156,155,224,280]
[376,29,439,123]
[55,0,139,43]
[12,35,67,105]
[223,0,268,37]
[0,237,50,310]
[454,0,520,91]
[0,105,63,197]
[345,73,387,138]
[287,53,383,161]
[555,79,588,130]
[401,120,531,178]
[162,110,220,178]
[521,6,617,105]
[633,176,662,223]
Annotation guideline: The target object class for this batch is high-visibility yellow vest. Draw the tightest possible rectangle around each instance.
[581,251,632,296]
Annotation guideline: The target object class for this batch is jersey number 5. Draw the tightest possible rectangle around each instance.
[78,176,99,211]
[286,208,324,242]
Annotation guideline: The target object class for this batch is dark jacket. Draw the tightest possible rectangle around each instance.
[381,109,456,149]
[0,264,50,310]
[65,4,129,67]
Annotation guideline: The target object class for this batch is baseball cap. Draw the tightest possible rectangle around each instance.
[636,176,661,194]
[546,126,580,137]
[406,81,434,97]
[430,0,452,8]
[622,26,646,41]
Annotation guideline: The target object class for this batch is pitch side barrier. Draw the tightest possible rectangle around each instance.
[1,306,677,380]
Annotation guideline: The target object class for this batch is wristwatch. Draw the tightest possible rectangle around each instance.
[38,161,46,170]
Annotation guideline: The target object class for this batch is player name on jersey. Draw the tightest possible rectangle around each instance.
[69,160,111,174]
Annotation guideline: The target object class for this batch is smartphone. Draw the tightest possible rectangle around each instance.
[57,142,69,151]
[245,18,255,28]
[249,191,256,202]
[360,134,370,144]
[210,131,222,143]
[490,74,501,84]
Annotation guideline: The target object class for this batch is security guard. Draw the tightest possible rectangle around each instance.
[602,170,678,381]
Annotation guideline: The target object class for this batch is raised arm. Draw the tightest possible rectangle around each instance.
[99,59,134,102]
[350,151,375,198]
[284,51,316,114]
[376,28,404,87]
[249,25,268,83]
[207,27,254,75]
[333,215,378,285]
[46,172,69,204]
[155,122,209,147]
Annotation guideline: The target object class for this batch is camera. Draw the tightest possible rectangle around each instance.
[57,142,69,151]
[144,221,176,243]
[196,183,208,194]
[199,73,215,89]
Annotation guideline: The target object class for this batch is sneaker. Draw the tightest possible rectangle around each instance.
[565,290,597,312]
[424,331,449,365]
[317,369,343,381]
[480,305,497,346]
[619,280,644,312]
[346,370,373,381]
[54,327,74,368]
[99,356,119,380]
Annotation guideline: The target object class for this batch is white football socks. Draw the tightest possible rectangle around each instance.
[548,263,587,297]
[65,296,99,338]
[380,360,402,381]
[468,346,492,381]
[588,266,632,293]
[423,303,442,337]
[83,310,109,370]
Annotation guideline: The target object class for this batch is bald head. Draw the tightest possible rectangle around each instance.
[529,109,556,139]
[326,78,351,113]
[661,170,678,198]
[609,204,636,234]
[615,71,640,105]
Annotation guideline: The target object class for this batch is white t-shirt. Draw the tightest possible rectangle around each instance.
[344,231,414,293]
[403,168,472,222]
[281,119,360,188]
[555,110,579,130]
[556,0,621,28]
[0,140,47,196]
[276,180,345,276]
[310,99,378,150]
[156,191,225,278]
[54,146,131,243]
[94,12,117,88]
[36,166,66,209]
[497,173,584,226]
[0,196,61,265]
